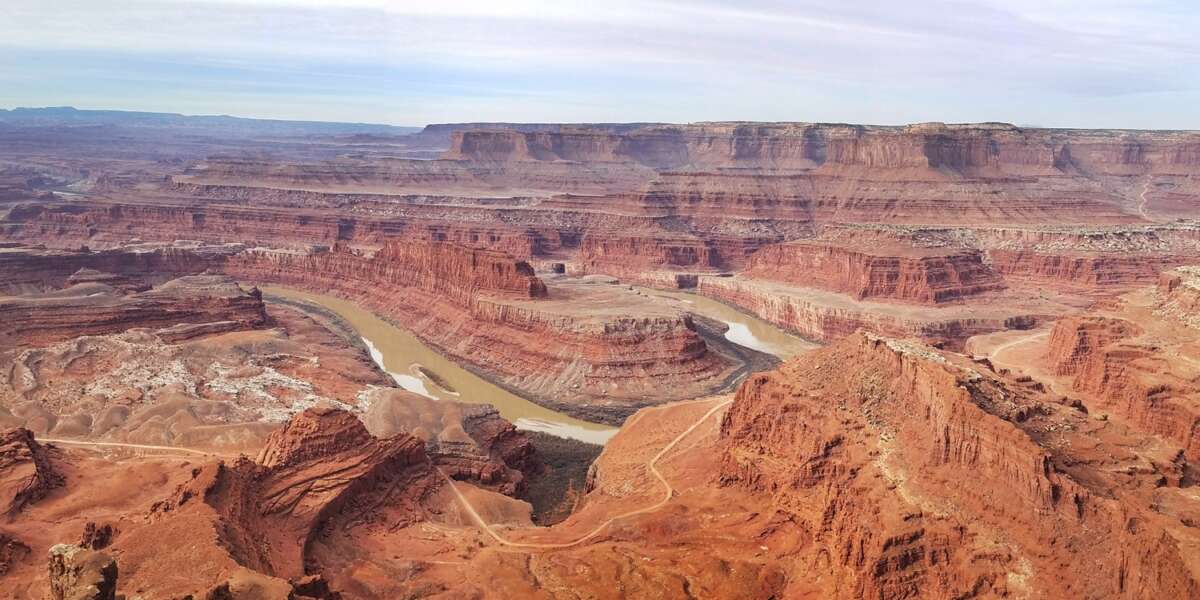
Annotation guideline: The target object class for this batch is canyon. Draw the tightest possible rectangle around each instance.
[0,114,1198,598]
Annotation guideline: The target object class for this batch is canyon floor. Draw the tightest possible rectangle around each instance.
[1,113,1199,598]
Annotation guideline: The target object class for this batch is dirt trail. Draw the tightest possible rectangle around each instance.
[1137,178,1152,219]
[44,398,734,551]
[39,437,230,457]
[442,397,733,550]
[986,331,1049,361]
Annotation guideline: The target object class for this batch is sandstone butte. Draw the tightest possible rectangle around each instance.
[0,117,1199,598]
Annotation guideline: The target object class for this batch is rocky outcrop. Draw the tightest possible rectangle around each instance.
[0,531,31,576]
[697,274,1039,348]
[988,249,1186,288]
[360,388,540,495]
[1047,316,1142,376]
[151,407,437,581]
[0,427,64,518]
[720,331,1199,598]
[78,522,116,551]
[0,242,237,294]
[745,240,1003,304]
[0,274,268,346]
[1047,315,1200,460]
[47,544,118,600]
[1159,266,1200,328]
[576,232,721,275]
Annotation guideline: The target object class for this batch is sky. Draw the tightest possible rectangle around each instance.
[1,0,1197,128]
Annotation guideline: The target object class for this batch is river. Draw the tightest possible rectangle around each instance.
[643,288,818,359]
[260,285,813,445]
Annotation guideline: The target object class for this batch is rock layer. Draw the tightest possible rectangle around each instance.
[697,274,1040,348]
[149,407,437,582]
[360,388,540,495]
[720,331,1200,598]
[0,242,238,294]
[446,122,1200,175]
[0,274,267,346]
[225,244,733,422]
[1048,313,1200,459]
[744,240,1003,304]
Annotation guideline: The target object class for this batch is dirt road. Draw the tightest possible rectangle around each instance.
[442,397,733,550]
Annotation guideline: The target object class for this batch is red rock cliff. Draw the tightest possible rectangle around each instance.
[152,407,436,581]
[1158,266,1200,328]
[745,240,1003,304]
[445,122,1200,175]
[1047,315,1200,460]
[0,243,229,294]
[224,243,731,423]
[372,240,547,301]
[720,332,1199,598]
[0,274,268,347]
[576,232,721,277]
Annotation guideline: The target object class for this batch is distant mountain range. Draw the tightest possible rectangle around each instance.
[0,106,421,138]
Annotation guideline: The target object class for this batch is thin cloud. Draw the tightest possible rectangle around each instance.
[0,0,1196,127]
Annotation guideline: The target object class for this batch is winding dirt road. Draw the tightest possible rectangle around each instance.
[986,331,1049,361]
[1137,178,1152,219]
[441,397,734,550]
[41,397,735,551]
[39,437,229,457]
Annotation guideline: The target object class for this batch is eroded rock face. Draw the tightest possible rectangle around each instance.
[1048,313,1200,460]
[0,242,238,295]
[0,532,31,576]
[0,405,537,599]
[226,241,544,312]
[373,240,548,300]
[360,388,540,495]
[577,232,721,276]
[47,544,118,600]
[720,331,1199,598]
[225,243,733,422]
[443,122,1200,172]
[149,406,436,580]
[744,240,1003,304]
[0,428,63,518]
[697,274,1039,348]
[0,274,267,347]
[1159,266,1200,329]
[988,249,1188,288]
[1047,316,1142,376]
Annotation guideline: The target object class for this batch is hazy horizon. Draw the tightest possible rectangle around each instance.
[3,1,1198,129]
[7,104,1200,132]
